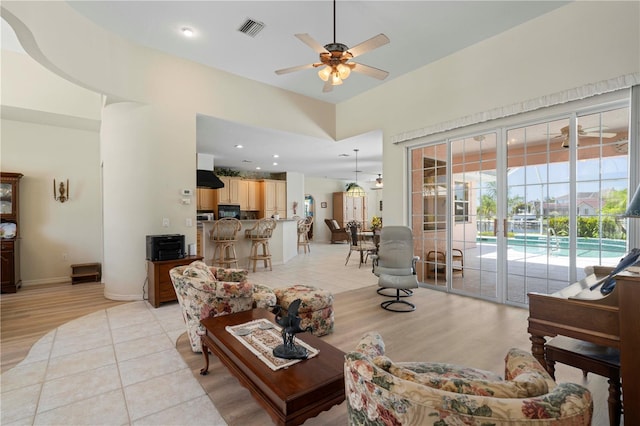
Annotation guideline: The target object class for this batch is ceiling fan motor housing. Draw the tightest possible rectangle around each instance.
[320,43,354,68]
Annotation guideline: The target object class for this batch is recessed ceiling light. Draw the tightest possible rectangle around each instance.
[181,27,194,37]
[273,154,279,158]
[235,144,243,149]
[256,166,261,170]
[273,162,278,166]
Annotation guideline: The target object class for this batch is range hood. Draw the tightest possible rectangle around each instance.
[196,170,225,189]
[196,153,225,189]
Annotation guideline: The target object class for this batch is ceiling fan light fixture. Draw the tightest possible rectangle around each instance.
[375,174,383,187]
[318,66,332,81]
[330,70,343,86]
[337,63,351,79]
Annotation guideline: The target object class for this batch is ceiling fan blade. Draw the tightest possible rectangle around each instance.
[322,80,334,93]
[295,33,329,54]
[275,63,315,75]
[351,63,389,80]
[348,33,390,58]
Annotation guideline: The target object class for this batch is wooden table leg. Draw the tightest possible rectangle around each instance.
[530,333,548,373]
[200,336,211,376]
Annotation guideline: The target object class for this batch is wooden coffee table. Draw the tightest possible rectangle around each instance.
[200,309,345,426]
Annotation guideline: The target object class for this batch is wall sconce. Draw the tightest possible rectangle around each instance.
[53,179,70,203]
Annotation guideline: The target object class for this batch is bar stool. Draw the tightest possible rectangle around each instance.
[245,218,277,272]
[209,218,242,268]
[545,336,622,426]
[296,216,313,254]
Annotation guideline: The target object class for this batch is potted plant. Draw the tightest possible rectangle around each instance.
[370,216,382,233]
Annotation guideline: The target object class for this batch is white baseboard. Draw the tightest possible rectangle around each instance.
[103,291,144,301]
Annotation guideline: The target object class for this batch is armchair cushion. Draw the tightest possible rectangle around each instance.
[345,331,593,425]
[213,267,248,283]
[183,260,215,281]
[373,353,549,398]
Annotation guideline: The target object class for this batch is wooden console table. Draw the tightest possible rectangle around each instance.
[147,255,202,308]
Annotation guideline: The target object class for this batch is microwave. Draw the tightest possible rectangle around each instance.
[197,213,214,221]
[218,204,241,219]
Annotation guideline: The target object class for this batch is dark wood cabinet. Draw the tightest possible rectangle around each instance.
[1,172,23,293]
[147,255,202,308]
[1,239,20,293]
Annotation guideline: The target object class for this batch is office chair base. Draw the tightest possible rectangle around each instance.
[380,299,416,312]
[377,287,413,297]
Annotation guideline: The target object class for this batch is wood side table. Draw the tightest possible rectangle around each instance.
[147,255,202,308]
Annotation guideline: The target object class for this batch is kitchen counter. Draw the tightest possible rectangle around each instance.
[198,219,298,268]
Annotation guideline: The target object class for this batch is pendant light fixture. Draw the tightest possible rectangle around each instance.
[346,149,366,197]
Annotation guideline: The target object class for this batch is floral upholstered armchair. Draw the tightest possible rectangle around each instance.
[345,331,593,425]
[169,261,276,352]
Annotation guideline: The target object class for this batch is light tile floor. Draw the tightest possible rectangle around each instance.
[0,241,373,426]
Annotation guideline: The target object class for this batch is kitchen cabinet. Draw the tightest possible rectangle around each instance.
[218,177,241,205]
[196,188,216,211]
[239,180,260,211]
[260,180,286,219]
[333,192,368,229]
[1,172,23,293]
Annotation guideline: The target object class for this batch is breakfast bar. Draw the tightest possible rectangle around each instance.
[199,219,298,269]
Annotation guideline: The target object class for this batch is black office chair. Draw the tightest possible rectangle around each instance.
[371,226,420,312]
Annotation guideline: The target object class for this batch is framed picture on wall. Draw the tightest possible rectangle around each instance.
[321,202,327,208]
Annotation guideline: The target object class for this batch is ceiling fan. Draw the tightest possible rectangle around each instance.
[275,0,390,93]
[371,173,383,190]
[554,125,617,148]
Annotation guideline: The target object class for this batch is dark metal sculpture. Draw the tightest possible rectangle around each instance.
[272,299,312,359]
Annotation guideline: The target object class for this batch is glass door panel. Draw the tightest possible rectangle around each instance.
[574,108,630,277]
[450,133,498,300]
[506,119,571,304]
[412,143,448,288]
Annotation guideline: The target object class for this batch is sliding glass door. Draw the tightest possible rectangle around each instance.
[410,103,630,306]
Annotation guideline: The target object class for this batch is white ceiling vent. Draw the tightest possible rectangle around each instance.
[238,18,265,38]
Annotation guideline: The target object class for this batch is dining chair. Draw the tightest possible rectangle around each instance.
[345,222,377,268]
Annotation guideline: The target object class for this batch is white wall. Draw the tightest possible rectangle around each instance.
[285,171,304,219]
[1,119,102,285]
[1,50,102,120]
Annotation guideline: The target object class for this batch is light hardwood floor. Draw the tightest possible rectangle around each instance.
[0,282,127,373]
